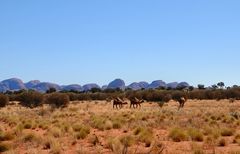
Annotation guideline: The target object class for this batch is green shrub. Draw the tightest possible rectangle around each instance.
[0,94,9,107]
[18,91,43,108]
[45,93,70,108]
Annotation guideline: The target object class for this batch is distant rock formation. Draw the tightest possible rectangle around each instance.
[167,82,179,89]
[83,84,100,91]
[177,82,190,89]
[107,79,125,90]
[101,85,108,90]
[128,82,141,90]
[138,82,149,89]
[25,80,41,89]
[0,82,9,92]
[1,78,26,91]
[62,84,83,92]
[127,81,149,90]
[0,77,191,93]
[147,80,166,89]
[32,82,61,93]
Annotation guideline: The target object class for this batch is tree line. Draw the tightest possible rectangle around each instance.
[1,82,240,108]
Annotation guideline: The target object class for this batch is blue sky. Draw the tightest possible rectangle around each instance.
[0,0,240,86]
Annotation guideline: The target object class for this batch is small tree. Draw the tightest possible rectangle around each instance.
[211,84,218,90]
[232,85,239,89]
[18,91,44,108]
[0,94,9,107]
[45,93,70,108]
[188,86,194,91]
[90,88,102,93]
[198,84,205,90]
[217,82,225,89]
[46,87,57,93]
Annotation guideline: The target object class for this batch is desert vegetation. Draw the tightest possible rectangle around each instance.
[1,85,240,153]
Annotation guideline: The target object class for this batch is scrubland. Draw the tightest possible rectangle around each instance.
[1,99,240,154]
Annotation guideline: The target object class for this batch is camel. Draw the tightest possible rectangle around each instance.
[112,97,127,109]
[130,97,144,108]
[176,97,187,110]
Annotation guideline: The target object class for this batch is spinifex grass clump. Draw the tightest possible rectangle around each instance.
[169,127,188,142]
[221,128,235,136]
[133,126,154,147]
[72,123,90,140]
[188,128,204,142]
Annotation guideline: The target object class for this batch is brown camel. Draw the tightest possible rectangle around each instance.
[130,97,144,108]
[113,97,127,109]
[176,97,187,110]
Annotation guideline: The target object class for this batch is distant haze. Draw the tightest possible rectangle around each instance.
[1,1,240,86]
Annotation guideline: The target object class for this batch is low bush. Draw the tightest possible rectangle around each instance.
[49,127,62,138]
[133,127,153,147]
[188,128,204,142]
[18,91,43,108]
[169,128,188,142]
[90,116,106,131]
[221,128,235,136]
[0,131,14,141]
[0,142,11,152]
[72,124,90,140]
[119,135,135,147]
[45,93,70,108]
[218,138,226,146]
[0,94,9,107]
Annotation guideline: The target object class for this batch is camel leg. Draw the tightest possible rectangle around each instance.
[178,103,181,110]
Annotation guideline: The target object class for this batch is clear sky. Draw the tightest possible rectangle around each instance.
[0,0,240,86]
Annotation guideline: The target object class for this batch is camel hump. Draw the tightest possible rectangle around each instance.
[116,97,122,102]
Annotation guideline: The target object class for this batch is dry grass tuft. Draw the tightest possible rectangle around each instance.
[169,127,188,142]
